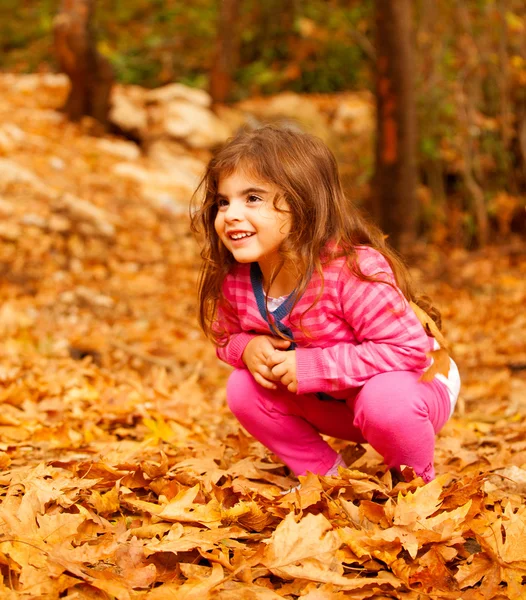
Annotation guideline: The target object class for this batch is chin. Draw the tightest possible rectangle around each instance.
[232,254,258,264]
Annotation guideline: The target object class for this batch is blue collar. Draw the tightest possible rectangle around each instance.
[250,263,297,346]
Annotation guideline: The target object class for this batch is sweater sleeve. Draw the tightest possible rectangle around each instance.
[295,251,431,394]
[215,313,256,368]
[213,275,257,369]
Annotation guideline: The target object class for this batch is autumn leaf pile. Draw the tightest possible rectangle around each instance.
[0,75,525,599]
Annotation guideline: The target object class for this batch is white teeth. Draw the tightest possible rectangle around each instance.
[230,232,254,240]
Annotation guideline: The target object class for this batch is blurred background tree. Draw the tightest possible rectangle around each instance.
[372,0,418,251]
[1,0,524,247]
[209,0,240,105]
[53,0,114,125]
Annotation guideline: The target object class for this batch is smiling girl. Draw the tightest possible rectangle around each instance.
[191,125,460,483]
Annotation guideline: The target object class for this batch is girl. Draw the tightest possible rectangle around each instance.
[191,125,460,483]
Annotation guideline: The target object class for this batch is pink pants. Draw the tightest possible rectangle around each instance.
[226,369,451,482]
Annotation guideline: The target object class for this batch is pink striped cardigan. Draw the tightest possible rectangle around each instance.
[215,246,434,397]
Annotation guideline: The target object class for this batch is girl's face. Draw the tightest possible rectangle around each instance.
[215,170,292,278]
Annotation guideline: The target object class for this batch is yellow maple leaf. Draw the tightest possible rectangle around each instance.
[146,562,223,600]
[143,415,177,443]
[262,512,340,571]
[260,513,400,590]
[157,484,223,528]
[393,476,447,528]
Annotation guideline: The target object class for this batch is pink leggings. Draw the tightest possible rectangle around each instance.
[226,369,451,482]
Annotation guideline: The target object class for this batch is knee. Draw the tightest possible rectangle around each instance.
[226,369,258,418]
[354,372,426,430]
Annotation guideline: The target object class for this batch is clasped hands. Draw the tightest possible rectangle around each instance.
[242,335,298,393]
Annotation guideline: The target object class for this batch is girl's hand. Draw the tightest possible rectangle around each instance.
[268,350,298,393]
[242,336,291,389]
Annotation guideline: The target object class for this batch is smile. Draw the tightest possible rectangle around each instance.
[229,232,255,240]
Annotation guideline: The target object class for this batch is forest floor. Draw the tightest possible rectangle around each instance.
[0,76,525,599]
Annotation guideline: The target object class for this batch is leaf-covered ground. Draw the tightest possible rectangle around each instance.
[0,76,525,599]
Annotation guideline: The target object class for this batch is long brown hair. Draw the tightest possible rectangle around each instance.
[191,125,440,344]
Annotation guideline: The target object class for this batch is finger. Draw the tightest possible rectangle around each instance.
[269,337,292,349]
[267,350,287,368]
[270,363,288,379]
[287,381,298,393]
[279,372,293,387]
[253,372,277,390]
[257,365,280,381]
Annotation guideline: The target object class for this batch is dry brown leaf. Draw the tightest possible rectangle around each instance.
[477,503,526,565]
[410,301,449,349]
[262,512,341,572]
[279,471,323,507]
[409,546,459,592]
[212,582,285,598]
[454,552,493,589]
[393,476,446,527]
[146,562,224,599]
[157,484,223,527]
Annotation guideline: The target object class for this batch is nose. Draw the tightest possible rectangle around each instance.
[224,201,242,222]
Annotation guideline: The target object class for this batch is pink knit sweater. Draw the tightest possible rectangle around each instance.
[215,246,434,397]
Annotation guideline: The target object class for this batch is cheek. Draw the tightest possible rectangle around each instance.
[214,213,224,236]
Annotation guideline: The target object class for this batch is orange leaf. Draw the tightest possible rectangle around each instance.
[420,348,451,382]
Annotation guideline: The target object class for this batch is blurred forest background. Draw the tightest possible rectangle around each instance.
[1,0,525,249]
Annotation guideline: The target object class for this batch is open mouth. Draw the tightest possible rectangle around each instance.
[228,232,255,240]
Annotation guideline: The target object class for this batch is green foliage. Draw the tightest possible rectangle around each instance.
[95,0,217,88]
[234,0,373,96]
[0,0,372,94]
[0,0,58,69]
[288,41,363,94]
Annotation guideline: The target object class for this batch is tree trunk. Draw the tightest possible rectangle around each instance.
[371,0,418,251]
[53,0,114,127]
[209,0,241,106]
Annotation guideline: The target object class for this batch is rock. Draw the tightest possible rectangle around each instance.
[113,160,202,212]
[109,83,234,150]
[332,92,375,136]
[109,85,148,134]
[0,123,26,153]
[236,92,333,142]
[112,162,150,183]
[9,73,68,94]
[161,100,231,148]
[7,73,69,109]
[96,138,141,161]
[147,140,205,178]
[142,191,190,215]
[0,158,53,197]
[212,104,250,137]
[53,193,116,238]
[146,83,211,108]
